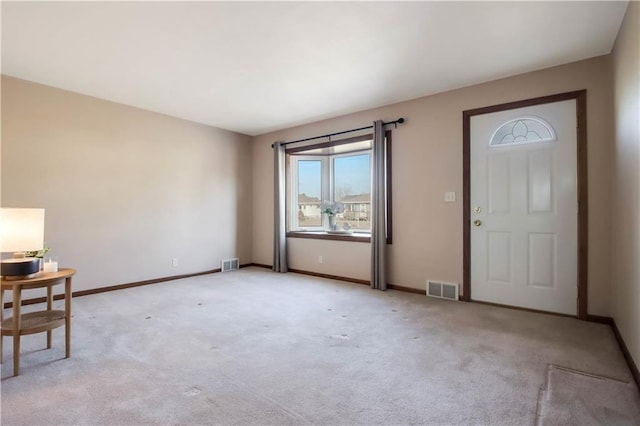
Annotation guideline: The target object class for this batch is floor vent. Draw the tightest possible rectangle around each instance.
[221,258,239,272]
[426,280,459,301]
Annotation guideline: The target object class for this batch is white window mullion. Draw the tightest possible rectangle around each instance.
[321,157,330,229]
[288,158,297,230]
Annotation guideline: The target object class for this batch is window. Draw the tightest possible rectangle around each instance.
[286,132,392,242]
[490,116,556,146]
[333,153,371,230]
[296,160,323,227]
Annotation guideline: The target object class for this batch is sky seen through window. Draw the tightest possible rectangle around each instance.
[298,154,370,199]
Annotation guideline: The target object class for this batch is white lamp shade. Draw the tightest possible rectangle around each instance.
[0,208,45,253]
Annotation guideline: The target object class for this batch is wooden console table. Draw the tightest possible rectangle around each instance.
[0,268,76,376]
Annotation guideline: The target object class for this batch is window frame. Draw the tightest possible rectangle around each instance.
[289,155,326,231]
[285,131,393,244]
[331,151,373,232]
[289,151,373,233]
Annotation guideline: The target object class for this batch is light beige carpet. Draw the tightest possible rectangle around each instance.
[1,267,638,425]
[536,365,640,425]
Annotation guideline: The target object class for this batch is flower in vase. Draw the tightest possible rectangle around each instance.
[321,201,345,216]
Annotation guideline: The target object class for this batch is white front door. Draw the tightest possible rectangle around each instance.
[470,99,577,315]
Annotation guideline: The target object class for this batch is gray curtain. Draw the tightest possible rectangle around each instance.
[371,120,386,290]
[273,141,288,272]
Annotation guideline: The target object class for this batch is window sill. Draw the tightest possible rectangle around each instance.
[286,231,371,243]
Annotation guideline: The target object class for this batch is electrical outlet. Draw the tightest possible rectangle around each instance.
[172,258,179,267]
[318,255,323,264]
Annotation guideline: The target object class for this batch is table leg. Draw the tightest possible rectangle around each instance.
[65,277,71,358]
[13,286,21,376]
[47,285,53,349]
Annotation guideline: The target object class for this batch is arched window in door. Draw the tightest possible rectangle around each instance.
[490,116,556,146]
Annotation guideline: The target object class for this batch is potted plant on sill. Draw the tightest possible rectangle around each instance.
[321,201,345,231]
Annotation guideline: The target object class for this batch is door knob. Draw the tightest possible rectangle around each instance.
[474,206,481,213]
[473,220,482,227]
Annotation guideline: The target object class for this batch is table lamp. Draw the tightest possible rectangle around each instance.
[0,208,45,280]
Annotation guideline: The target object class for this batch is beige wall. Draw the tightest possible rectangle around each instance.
[611,1,640,373]
[1,76,253,292]
[253,55,614,316]
[1,46,622,321]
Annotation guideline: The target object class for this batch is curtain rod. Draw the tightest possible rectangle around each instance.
[271,117,405,148]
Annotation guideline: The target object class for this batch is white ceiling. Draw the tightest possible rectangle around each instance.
[1,1,629,136]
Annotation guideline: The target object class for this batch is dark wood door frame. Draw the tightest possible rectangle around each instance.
[462,90,588,319]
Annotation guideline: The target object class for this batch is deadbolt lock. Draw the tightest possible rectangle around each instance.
[474,206,481,213]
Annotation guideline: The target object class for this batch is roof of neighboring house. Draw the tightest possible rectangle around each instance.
[340,193,370,203]
[298,193,321,204]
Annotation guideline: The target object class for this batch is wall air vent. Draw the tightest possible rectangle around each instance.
[426,280,459,301]
[221,258,239,272]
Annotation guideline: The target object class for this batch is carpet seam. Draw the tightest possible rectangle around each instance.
[534,364,553,426]
[548,364,632,384]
